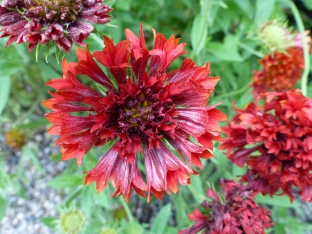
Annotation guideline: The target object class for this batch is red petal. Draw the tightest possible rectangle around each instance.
[75,47,113,89]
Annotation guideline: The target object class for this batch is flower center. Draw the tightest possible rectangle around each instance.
[25,0,83,25]
[122,99,153,128]
[116,90,169,139]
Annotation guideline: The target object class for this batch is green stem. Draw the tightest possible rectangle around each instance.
[187,184,207,203]
[201,161,217,181]
[13,97,41,125]
[283,0,310,96]
[90,33,105,47]
[238,42,265,58]
[217,81,251,99]
[119,197,134,222]
[63,187,83,206]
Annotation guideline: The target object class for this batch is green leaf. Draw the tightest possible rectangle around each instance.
[35,44,42,62]
[232,164,247,178]
[233,0,251,15]
[21,145,45,175]
[172,193,189,227]
[151,203,172,234]
[206,35,243,62]
[81,187,92,216]
[0,60,23,77]
[40,216,57,229]
[16,117,49,130]
[55,46,60,64]
[0,196,9,222]
[190,175,204,201]
[92,188,111,210]
[274,223,287,234]
[256,194,301,207]
[114,0,131,11]
[191,14,208,55]
[105,0,115,6]
[50,153,62,161]
[47,174,84,189]
[255,0,276,24]
[301,0,312,10]
[0,76,11,115]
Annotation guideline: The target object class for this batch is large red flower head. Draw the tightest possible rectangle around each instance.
[179,179,273,234]
[220,90,312,202]
[43,24,226,202]
[0,0,112,52]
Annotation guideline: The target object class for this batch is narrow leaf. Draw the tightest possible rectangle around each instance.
[256,194,301,207]
[151,203,172,234]
[0,196,9,222]
[191,15,208,55]
[0,76,11,115]
[47,174,84,189]
[40,217,57,229]
[255,0,276,24]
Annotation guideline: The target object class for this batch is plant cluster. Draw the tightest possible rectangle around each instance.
[0,0,312,234]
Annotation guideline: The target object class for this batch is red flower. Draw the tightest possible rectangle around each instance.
[220,90,312,202]
[252,47,304,95]
[0,0,112,52]
[43,24,226,202]
[179,180,273,234]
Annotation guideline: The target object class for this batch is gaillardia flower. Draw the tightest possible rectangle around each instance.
[55,204,85,234]
[257,20,293,53]
[0,0,112,52]
[252,28,311,95]
[251,47,304,95]
[179,180,273,234]
[44,25,226,202]
[220,90,312,202]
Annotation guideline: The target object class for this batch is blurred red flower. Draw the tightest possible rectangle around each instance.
[0,0,112,52]
[43,24,226,202]
[220,90,312,202]
[179,179,273,234]
[252,47,304,95]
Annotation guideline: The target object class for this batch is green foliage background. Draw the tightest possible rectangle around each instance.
[0,0,312,233]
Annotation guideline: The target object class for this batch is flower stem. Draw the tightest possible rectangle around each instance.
[283,0,310,96]
[91,33,105,47]
[187,184,207,203]
[216,81,251,99]
[119,196,134,222]
[14,96,41,125]
[238,42,265,58]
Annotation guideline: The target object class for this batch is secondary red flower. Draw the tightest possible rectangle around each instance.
[220,90,312,202]
[43,24,226,202]
[251,47,304,95]
[0,0,112,52]
[252,25,311,96]
[179,180,273,234]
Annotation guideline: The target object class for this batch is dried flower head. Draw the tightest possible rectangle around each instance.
[179,179,273,234]
[43,24,226,202]
[0,0,113,52]
[220,90,312,202]
[5,128,27,149]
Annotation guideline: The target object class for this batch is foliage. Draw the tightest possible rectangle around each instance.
[0,0,312,233]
